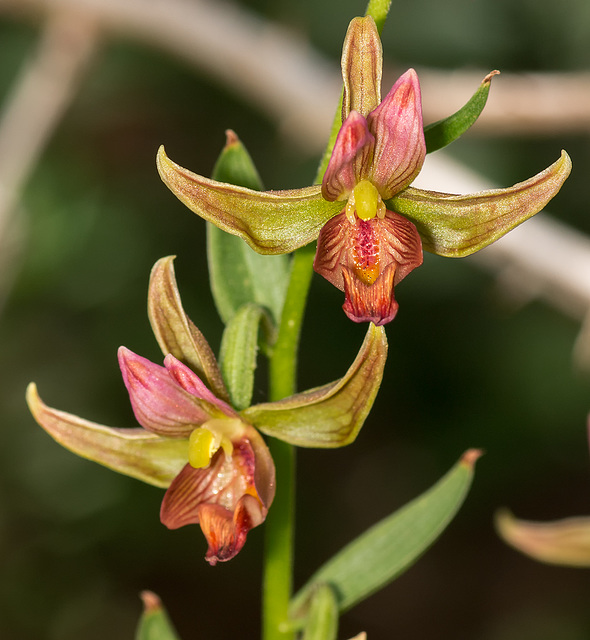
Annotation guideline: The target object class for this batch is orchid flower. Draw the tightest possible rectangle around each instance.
[156,16,571,325]
[27,257,387,563]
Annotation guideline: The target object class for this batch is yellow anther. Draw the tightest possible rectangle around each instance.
[188,418,244,469]
[352,180,382,221]
[188,427,219,469]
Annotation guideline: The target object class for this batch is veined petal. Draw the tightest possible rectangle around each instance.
[148,256,229,401]
[342,263,398,325]
[26,383,187,488]
[314,211,350,292]
[160,431,272,564]
[199,496,264,565]
[321,112,375,202]
[314,211,423,325]
[157,147,342,254]
[368,69,426,199]
[163,354,236,417]
[245,424,276,510]
[341,16,382,121]
[389,150,572,257]
[496,509,590,567]
[118,347,224,437]
[242,324,387,447]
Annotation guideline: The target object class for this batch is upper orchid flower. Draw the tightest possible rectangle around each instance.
[314,20,425,323]
[156,16,571,325]
[27,257,387,563]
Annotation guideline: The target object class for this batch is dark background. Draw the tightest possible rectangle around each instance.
[1,0,589,638]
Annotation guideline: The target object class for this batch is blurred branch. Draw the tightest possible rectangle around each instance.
[4,0,590,150]
[0,10,98,312]
[0,0,340,153]
[1,0,590,365]
[418,69,590,136]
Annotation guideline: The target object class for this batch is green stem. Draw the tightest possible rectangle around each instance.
[262,4,392,635]
[263,244,316,640]
[365,0,392,33]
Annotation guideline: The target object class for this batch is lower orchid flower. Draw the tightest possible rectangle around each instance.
[27,257,387,564]
[156,16,571,326]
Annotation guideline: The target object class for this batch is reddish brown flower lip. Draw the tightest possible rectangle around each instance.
[314,210,423,326]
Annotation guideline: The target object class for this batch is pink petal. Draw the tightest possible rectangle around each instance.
[118,347,217,437]
[321,111,375,202]
[367,69,426,199]
[163,354,236,417]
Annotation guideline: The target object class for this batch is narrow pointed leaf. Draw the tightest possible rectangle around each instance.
[495,509,590,567]
[148,256,229,401]
[157,146,342,254]
[365,0,393,34]
[136,591,182,640]
[208,130,290,325]
[219,303,273,411]
[27,383,187,488]
[423,70,499,153]
[388,150,572,257]
[290,450,481,618]
[302,584,339,640]
[212,129,265,192]
[242,324,387,447]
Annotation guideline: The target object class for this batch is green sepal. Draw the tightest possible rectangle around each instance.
[301,584,339,640]
[27,383,187,488]
[424,70,499,154]
[148,256,229,402]
[388,150,572,257]
[136,591,182,640]
[290,450,481,618]
[219,303,275,411]
[208,130,290,326]
[242,324,387,447]
[157,145,342,255]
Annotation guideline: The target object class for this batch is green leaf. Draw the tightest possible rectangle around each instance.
[219,303,273,411]
[301,584,339,640]
[365,0,393,33]
[206,130,291,325]
[136,591,181,640]
[211,129,265,192]
[243,324,387,448]
[389,150,572,257]
[423,71,499,153]
[290,450,481,618]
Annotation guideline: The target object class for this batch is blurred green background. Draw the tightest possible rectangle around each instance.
[1,0,590,638]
